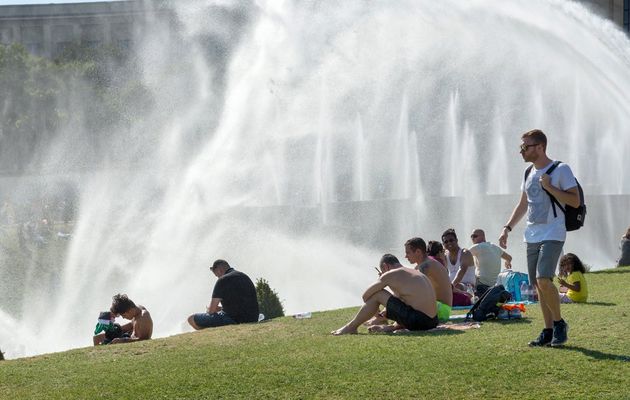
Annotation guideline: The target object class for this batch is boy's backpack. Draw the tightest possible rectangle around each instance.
[496,270,529,301]
[466,285,512,322]
[524,160,586,231]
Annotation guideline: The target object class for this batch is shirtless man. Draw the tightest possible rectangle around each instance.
[93,294,153,345]
[442,228,475,290]
[331,254,438,335]
[405,237,453,322]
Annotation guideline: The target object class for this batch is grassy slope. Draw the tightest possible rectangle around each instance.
[1,267,630,400]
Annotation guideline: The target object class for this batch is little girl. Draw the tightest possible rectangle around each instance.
[558,253,588,303]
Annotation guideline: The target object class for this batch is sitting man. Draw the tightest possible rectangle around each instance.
[405,237,453,321]
[469,228,513,296]
[442,228,476,291]
[188,259,259,330]
[331,254,438,335]
[93,294,153,345]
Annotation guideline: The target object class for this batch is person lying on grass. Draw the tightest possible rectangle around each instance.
[331,254,438,335]
[93,294,153,345]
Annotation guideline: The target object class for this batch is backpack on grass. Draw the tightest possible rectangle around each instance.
[524,160,586,231]
[466,285,512,322]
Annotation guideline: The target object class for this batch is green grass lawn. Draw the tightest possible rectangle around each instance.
[2,267,629,400]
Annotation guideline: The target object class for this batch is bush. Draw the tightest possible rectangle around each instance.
[255,278,284,320]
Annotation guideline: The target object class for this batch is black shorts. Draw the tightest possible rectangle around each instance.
[386,296,438,331]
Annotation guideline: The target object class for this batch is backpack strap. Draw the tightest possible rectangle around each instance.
[543,161,566,218]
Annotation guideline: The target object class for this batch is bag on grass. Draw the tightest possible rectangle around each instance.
[496,270,529,301]
[466,284,512,322]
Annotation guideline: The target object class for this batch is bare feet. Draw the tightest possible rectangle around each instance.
[363,315,388,327]
[331,324,358,335]
[367,324,396,333]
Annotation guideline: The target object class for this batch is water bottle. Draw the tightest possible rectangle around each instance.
[293,312,312,319]
[466,285,476,303]
[519,281,528,302]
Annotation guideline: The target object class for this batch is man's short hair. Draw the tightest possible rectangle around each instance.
[521,129,547,150]
[441,228,457,242]
[426,241,444,257]
[405,237,427,253]
[110,294,136,315]
[212,259,230,270]
[380,254,400,267]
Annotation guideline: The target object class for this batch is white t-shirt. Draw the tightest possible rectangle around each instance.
[469,242,504,286]
[520,161,577,243]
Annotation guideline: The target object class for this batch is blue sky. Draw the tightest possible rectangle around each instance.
[0,1,125,4]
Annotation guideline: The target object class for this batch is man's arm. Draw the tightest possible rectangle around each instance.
[362,278,388,302]
[499,191,527,249]
[540,176,580,208]
[206,298,222,314]
[452,250,474,287]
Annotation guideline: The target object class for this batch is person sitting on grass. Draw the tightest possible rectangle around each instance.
[93,294,153,345]
[405,237,453,321]
[558,253,588,303]
[331,254,438,335]
[187,259,259,330]
[617,226,630,267]
[427,240,447,267]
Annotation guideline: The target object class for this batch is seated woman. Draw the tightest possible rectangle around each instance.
[557,253,588,303]
[426,240,446,267]
[617,226,630,267]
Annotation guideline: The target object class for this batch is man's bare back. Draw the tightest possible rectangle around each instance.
[417,258,453,307]
[380,267,436,317]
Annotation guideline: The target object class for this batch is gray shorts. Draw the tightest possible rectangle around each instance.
[526,240,564,282]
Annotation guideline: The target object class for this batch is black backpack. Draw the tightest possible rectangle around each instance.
[524,160,586,231]
[466,285,512,322]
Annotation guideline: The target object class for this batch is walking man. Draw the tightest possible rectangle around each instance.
[499,129,580,347]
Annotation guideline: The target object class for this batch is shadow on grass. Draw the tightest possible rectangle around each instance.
[482,318,533,325]
[387,329,467,337]
[563,345,630,362]
[581,301,617,307]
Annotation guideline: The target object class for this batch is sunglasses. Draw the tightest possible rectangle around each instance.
[471,234,479,238]
[443,238,457,244]
[519,143,539,152]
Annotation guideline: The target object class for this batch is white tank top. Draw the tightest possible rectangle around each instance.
[446,248,476,285]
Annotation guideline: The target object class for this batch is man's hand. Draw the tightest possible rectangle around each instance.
[539,174,552,191]
[504,259,512,269]
[499,229,509,249]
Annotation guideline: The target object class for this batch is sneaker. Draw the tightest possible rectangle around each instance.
[551,320,569,347]
[528,329,552,347]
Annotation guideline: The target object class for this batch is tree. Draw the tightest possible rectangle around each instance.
[255,278,284,320]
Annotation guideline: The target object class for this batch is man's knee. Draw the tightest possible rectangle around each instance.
[365,290,391,306]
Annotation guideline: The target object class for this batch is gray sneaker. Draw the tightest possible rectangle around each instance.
[550,320,569,347]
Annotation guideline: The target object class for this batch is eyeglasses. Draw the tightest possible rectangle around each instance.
[519,143,539,152]
[443,238,457,244]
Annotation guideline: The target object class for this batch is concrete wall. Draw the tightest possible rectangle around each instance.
[0,0,170,58]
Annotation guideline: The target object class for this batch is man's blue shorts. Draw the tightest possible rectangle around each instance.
[193,311,236,328]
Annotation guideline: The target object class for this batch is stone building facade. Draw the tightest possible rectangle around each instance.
[0,0,628,61]
[0,0,168,58]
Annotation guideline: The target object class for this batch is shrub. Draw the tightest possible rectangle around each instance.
[255,278,284,320]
